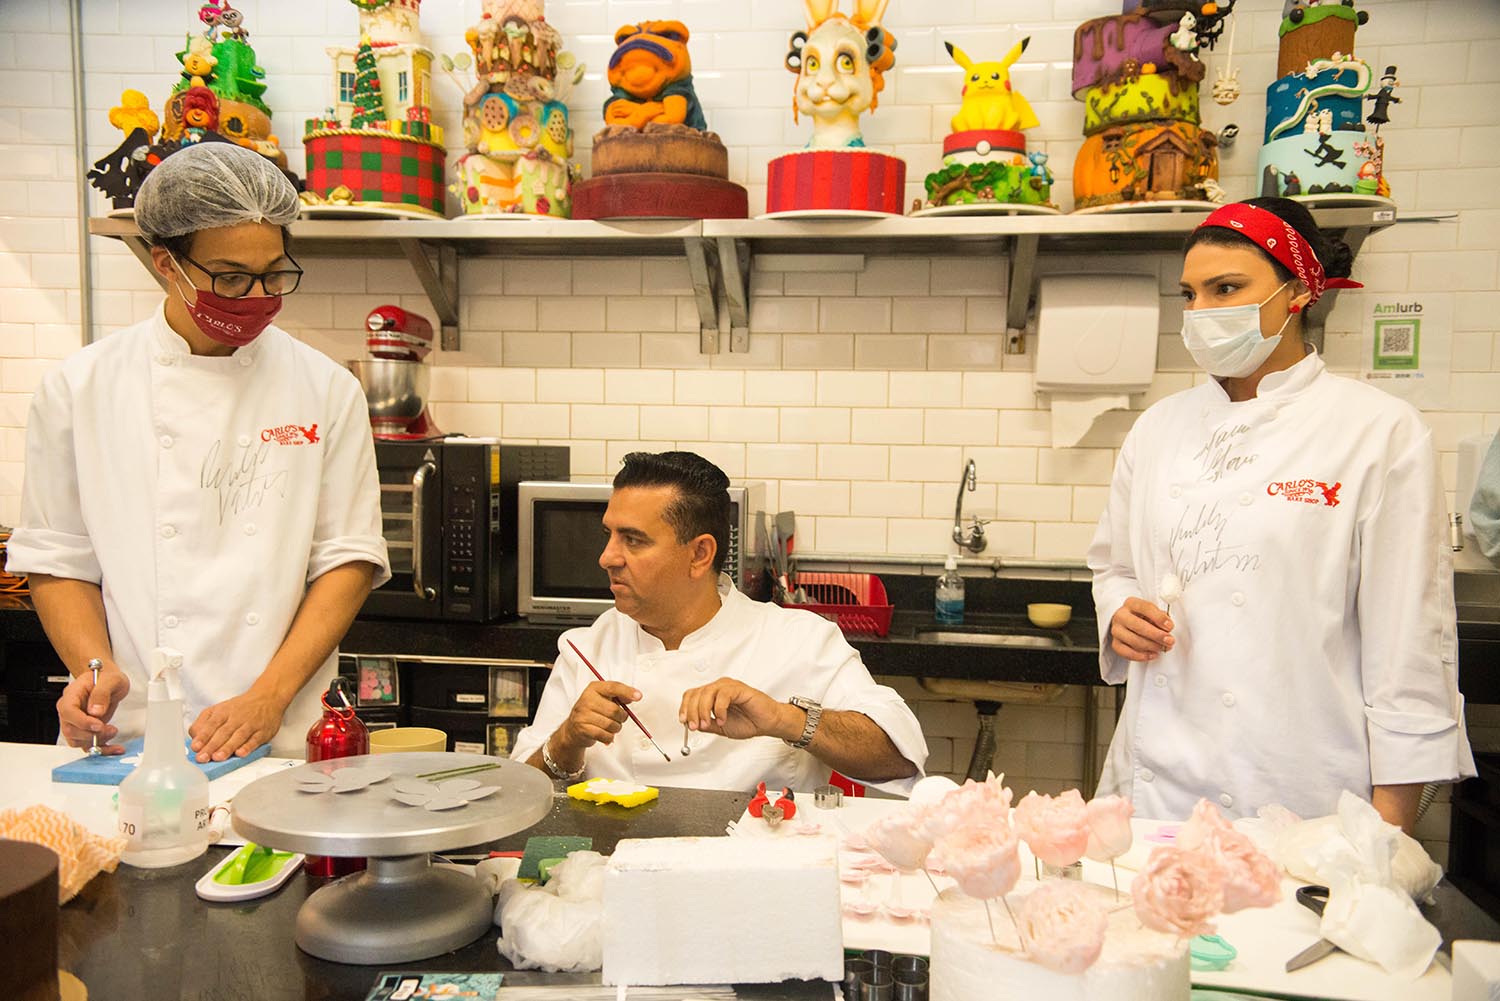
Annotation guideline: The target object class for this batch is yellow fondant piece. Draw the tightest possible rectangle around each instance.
[567,777,660,808]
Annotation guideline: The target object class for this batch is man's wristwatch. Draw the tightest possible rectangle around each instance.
[541,737,586,782]
[786,696,823,750]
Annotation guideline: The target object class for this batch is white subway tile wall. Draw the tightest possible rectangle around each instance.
[1,1,1495,846]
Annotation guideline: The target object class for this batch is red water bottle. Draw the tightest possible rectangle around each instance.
[303,677,369,877]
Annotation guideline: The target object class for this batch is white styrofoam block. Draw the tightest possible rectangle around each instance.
[1452,940,1500,1001]
[602,836,842,986]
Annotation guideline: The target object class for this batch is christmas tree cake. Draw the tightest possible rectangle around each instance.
[301,0,448,218]
[87,1,297,212]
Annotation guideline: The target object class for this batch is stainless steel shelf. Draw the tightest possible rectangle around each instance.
[88,204,1397,353]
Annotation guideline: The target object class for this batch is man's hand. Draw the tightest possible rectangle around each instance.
[679,678,798,742]
[56,662,130,754]
[1110,597,1175,663]
[555,681,641,756]
[189,688,288,762]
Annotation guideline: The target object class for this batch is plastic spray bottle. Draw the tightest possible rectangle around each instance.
[118,648,210,868]
[935,555,965,625]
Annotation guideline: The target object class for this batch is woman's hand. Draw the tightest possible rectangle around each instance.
[1110,597,1175,662]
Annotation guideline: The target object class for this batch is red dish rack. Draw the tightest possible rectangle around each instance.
[782,572,894,638]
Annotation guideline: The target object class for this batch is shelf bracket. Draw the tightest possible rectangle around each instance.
[399,239,460,351]
[122,234,167,291]
[1006,232,1039,354]
[716,237,752,353]
[1304,223,1371,351]
[683,237,721,354]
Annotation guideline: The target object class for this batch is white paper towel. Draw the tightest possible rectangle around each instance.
[1048,393,1131,449]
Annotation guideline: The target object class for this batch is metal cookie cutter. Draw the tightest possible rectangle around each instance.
[814,784,843,809]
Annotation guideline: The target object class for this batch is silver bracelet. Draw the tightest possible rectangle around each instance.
[541,738,586,782]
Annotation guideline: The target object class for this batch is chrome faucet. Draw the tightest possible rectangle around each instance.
[952,459,988,554]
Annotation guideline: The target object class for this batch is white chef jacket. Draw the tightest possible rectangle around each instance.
[1089,349,1475,821]
[7,305,391,757]
[1469,430,1500,562]
[511,576,928,795]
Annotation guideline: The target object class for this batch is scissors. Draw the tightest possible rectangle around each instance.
[1284,885,1340,972]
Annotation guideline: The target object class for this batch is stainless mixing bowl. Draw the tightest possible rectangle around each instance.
[348,359,428,429]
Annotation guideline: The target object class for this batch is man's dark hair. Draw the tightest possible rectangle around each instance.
[155,226,294,261]
[613,451,732,573]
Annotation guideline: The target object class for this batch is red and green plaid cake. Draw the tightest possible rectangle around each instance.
[304,128,447,216]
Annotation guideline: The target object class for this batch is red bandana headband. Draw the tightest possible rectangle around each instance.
[1197,203,1363,307]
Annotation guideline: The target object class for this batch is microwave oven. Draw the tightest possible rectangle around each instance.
[516,480,765,623]
[362,440,569,622]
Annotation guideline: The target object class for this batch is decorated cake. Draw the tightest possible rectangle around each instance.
[572,22,748,220]
[860,777,1280,1001]
[912,40,1056,215]
[765,0,905,217]
[87,1,296,212]
[444,0,584,218]
[1070,7,1227,211]
[301,0,447,218]
[1256,2,1392,201]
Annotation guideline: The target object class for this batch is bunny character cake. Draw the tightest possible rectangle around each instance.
[765,0,906,217]
[913,39,1057,215]
[572,21,748,219]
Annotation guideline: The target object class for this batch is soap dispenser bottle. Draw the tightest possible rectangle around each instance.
[118,648,210,868]
[936,556,965,625]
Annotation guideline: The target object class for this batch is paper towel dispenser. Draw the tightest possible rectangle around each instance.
[1034,274,1160,393]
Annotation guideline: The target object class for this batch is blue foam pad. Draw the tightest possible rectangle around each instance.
[50,737,271,785]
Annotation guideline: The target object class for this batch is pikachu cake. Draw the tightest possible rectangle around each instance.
[572,21,748,219]
[913,39,1057,216]
[765,0,905,217]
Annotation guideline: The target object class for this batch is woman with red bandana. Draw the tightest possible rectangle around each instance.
[1089,197,1474,833]
[9,143,390,762]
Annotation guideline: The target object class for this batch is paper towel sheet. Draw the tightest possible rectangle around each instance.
[1049,393,1131,449]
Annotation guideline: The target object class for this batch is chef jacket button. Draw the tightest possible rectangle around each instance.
[246,612,260,626]
[1140,768,1155,783]
[156,354,173,366]
[638,737,651,751]
[163,615,179,629]
[237,354,253,367]
[243,523,257,536]
[1219,793,1234,809]
[159,435,173,449]
[1221,692,1236,707]
[1231,591,1245,606]
[237,434,251,447]
[160,525,176,539]
[1169,485,1183,499]
[694,662,708,673]
[1153,674,1168,688]
[1240,492,1253,506]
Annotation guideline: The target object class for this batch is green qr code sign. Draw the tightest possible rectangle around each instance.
[1372,318,1420,370]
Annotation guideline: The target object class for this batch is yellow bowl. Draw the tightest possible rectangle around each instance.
[1027,603,1072,629]
[369,727,448,754]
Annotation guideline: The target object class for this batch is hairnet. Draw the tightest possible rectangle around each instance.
[135,142,299,241]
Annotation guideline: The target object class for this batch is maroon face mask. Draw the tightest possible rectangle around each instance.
[169,256,282,348]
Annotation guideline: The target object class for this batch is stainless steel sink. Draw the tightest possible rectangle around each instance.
[916,631,1064,648]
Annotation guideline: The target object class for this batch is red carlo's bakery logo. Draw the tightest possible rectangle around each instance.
[260,423,320,445]
[1266,478,1341,507]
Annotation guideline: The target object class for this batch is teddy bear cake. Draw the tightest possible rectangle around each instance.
[911,39,1056,216]
[1256,1,1392,202]
[301,0,448,218]
[87,0,296,212]
[572,22,748,220]
[765,0,905,217]
[446,0,584,218]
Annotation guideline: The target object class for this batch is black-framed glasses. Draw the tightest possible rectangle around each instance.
[174,251,304,298]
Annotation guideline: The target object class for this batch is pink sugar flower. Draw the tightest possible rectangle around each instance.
[1013,789,1090,868]
[1131,845,1226,938]
[1015,881,1110,974]
[1084,795,1135,862]
[934,824,1022,900]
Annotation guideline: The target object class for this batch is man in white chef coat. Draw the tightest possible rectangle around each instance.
[8,143,390,761]
[1471,431,1500,564]
[512,451,927,794]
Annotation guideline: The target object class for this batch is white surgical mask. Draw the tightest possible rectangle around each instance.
[1180,281,1294,378]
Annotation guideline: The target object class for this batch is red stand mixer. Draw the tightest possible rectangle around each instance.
[348,305,442,440]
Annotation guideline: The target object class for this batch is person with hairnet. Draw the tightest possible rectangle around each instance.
[8,143,391,761]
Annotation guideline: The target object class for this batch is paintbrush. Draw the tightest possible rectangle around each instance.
[565,639,672,763]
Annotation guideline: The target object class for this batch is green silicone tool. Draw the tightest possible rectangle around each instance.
[1189,933,1239,971]
[196,843,304,902]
